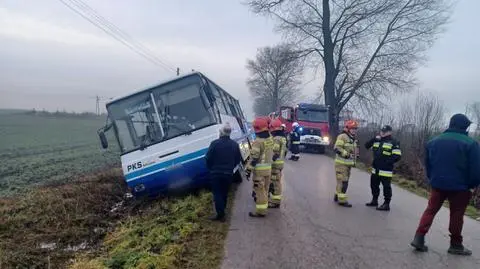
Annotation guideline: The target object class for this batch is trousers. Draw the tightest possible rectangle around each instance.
[335,164,352,202]
[370,174,392,203]
[415,188,472,244]
[270,166,283,205]
[210,174,232,218]
[252,169,271,215]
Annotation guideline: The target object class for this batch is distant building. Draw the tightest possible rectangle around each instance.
[339,109,367,128]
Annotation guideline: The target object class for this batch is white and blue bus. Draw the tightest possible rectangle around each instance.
[98,72,252,196]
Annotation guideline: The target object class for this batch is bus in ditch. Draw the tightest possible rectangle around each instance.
[98,72,251,196]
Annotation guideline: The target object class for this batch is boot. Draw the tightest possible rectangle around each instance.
[365,199,378,207]
[410,234,428,252]
[333,194,338,202]
[209,215,226,222]
[268,203,280,208]
[249,212,266,218]
[448,244,472,256]
[376,202,390,211]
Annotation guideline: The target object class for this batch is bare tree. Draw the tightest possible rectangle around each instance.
[247,0,451,137]
[247,43,304,116]
[358,90,445,182]
[467,102,480,134]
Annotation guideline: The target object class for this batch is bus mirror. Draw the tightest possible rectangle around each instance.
[99,131,108,149]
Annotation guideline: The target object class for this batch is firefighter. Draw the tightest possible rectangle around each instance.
[269,118,287,208]
[289,122,301,161]
[365,125,401,211]
[252,116,273,202]
[245,117,274,217]
[333,120,359,207]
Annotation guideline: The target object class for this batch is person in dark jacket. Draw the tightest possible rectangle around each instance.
[411,114,480,255]
[365,125,402,211]
[289,122,301,161]
[205,123,242,222]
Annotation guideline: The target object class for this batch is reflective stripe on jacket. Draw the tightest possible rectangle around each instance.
[334,132,357,166]
[272,135,287,169]
[248,136,274,171]
[365,135,401,175]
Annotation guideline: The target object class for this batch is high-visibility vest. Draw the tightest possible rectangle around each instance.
[249,136,274,171]
[272,135,287,169]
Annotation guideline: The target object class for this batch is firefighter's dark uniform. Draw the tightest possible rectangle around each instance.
[289,127,301,161]
[365,133,402,210]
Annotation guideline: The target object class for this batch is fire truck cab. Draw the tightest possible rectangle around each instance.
[277,103,330,153]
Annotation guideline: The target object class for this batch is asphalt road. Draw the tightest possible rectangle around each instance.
[221,154,480,269]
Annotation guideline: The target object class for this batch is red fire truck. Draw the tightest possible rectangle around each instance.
[276,103,330,153]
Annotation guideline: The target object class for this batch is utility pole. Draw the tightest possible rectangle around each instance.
[96,95,100,116]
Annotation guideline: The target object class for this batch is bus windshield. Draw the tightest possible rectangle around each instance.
[108,75,216,153]
[296,109,328,123]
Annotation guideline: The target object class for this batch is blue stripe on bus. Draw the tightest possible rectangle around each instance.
[125,147,209,181]
[127,156,209,194]
[124,135,250,182]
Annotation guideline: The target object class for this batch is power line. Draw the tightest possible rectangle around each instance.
[69,0,177,71]
[58,0,177,73]
[59,0,174,72]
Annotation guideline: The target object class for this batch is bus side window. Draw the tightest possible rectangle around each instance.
[208,81,228,115]
[234,100,245,119]
[226,95,247,133]
[220,90,233,116]
[226,95,237,116]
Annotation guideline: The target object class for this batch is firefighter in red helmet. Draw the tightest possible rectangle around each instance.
[245,117,274,217]
[333,119,359,207]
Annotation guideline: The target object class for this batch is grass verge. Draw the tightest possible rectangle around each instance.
[1,168,237,269]
[69,186,235,269]
[354,162,479,220]
[0,169,126,268]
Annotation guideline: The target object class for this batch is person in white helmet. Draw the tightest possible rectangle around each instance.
[289,122,301,161]
[281,124,288,140]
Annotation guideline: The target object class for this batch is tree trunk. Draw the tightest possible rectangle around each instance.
[273,80,279,112]
[321,0,338,139]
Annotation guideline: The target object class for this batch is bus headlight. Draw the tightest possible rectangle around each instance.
[323,136,330,143]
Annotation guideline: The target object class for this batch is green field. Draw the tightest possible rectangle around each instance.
[0,110,231,269]
[0,111,120,197]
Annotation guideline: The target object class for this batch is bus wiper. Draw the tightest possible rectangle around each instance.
[138,123,158,150]
[169,123,193,135]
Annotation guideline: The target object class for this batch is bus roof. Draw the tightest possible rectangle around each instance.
[106,71,240,106]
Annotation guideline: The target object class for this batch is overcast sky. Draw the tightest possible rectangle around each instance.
[0,0,479,120]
